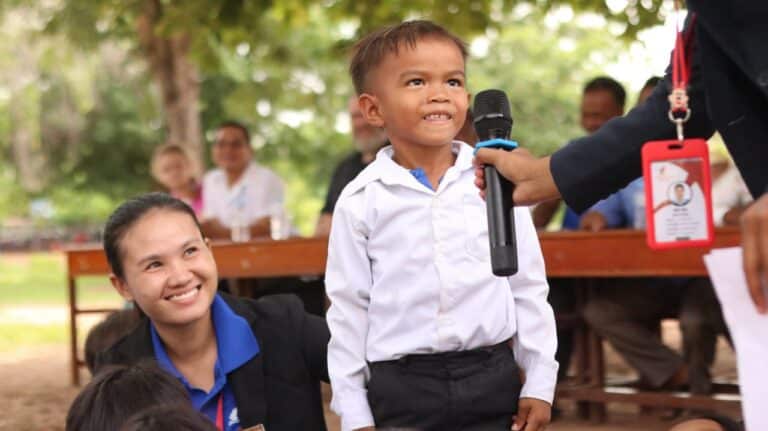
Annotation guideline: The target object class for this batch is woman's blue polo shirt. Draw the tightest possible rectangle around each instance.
[150,293,260,430]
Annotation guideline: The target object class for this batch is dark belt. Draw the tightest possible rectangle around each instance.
[370,340,511,370]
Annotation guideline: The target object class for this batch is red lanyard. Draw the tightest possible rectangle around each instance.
[215,393,225,430]
[671,4,690,94]
[668,1,697,140]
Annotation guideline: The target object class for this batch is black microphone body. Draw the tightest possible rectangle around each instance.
[473,90,518,276]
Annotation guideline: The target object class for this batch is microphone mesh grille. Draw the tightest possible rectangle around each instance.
[473,89,511,119]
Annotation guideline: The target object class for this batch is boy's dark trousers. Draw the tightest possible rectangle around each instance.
[367,341,522,431]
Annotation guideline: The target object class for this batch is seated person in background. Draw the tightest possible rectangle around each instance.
[580,180,729,395]
[96,193,330,430]
[454,109,479,146]
[315,97,387,237]
[532,76,626,230]
[84,309,140,374]
[66,362,192,431]
[119,404,217,431]
[709,133,753,226]
[535,76,626,391]
[636,76,661,107]
[150,143,204,217]
[201,121,286,239]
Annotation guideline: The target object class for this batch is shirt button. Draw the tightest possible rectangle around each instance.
[758,70,768,88]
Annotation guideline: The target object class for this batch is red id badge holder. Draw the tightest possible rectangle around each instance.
[642,138,713,250]
[642,7,712,250]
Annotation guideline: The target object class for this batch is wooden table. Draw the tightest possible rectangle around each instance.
[65,229,743,417]
[538,228,742,420]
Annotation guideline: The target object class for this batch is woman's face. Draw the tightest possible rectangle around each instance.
[154,153,191,190]
[109,209,218,329]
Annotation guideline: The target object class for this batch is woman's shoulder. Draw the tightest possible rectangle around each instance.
[221,293,307,328]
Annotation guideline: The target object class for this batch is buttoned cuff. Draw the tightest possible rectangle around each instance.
[332,389,375,431]
[519,360,559,404]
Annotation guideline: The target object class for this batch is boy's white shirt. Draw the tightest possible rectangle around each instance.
[325,142,559,431]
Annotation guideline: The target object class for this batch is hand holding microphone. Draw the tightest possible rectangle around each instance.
[473,148,558,206]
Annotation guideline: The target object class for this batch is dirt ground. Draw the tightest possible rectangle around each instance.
[0,321,739,431]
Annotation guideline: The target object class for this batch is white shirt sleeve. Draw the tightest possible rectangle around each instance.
[712,166,753,226]
[325,193,375,430]
[508,207,559,404]
[265,169,286,211]
[200,171,216,221]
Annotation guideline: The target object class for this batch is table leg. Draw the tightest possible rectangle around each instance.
[68,277,79,386]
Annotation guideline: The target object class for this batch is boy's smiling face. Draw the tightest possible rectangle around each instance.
[359,36,469,151]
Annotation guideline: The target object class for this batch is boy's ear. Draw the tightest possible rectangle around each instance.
[358,93,385,128]
[109,274,134,302]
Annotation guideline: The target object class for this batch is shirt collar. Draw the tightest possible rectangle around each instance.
[371,141,474,192]
[150,293,260,379]
[215,162,257,190]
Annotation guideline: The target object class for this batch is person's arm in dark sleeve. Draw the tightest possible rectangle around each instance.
[321,158,349,215]
[551,19,715,212]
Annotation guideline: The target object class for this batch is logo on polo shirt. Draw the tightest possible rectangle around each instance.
[229,408,240,427]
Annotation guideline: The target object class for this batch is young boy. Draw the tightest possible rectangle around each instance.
[325,20,558,431]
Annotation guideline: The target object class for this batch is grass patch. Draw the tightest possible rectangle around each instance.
[0,323,67,351]
[0,252,122,353]
[0,252,121,307]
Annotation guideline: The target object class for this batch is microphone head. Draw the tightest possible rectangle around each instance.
[472,89,513,141]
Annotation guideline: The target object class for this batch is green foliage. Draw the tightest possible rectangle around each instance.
[471,6,627,156]
[0,1,663,232]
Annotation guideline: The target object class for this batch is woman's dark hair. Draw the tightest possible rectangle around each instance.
[119,404,218,431]
[103,192,202,279]
[65,362,190,431]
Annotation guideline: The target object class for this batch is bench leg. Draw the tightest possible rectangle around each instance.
[586,281,606,422]
[68,277,80,386]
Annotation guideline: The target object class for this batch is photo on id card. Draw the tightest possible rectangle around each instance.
[647,155,711,248]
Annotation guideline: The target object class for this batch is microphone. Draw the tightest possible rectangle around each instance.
[473,89,518,276]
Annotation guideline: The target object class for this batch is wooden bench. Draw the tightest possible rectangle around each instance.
[66,229,743,420]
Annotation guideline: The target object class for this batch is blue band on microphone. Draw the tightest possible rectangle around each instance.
[473,138,518,154]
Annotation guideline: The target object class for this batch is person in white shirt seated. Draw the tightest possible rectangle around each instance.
[325,20,558,431]
[200,121,286,240]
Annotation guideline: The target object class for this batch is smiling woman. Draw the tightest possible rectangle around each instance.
[92,192,331,431]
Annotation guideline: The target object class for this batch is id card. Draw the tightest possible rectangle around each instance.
[642,138,713,249]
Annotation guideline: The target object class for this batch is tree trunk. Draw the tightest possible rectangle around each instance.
[136,0,203,174]
[7,35,46,193]
[9,95,46,193]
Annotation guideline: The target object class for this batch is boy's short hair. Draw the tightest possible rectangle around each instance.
[84,310,142,374]
[119,404,217,431]
[66,362,190,431]
[349,20,468,95]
